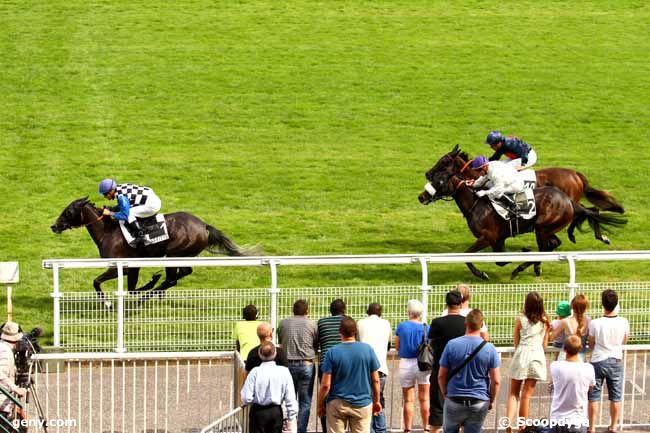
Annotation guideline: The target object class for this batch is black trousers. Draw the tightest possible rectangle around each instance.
[429,365,445,427]
[249,404,283,433]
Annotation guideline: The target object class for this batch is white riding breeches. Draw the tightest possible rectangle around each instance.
[127,194,161,222]
[505,149,537,169]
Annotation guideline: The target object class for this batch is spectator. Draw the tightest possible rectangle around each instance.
[428,291,467,433]
[587,289,629,433]
[438,309,501,433]
[317,299,347,432]
[232,304,262,360]
[241,341,298,433]
[358,303,392,433]
[278,299,318,433]
[246,322,289,372]
[441,283,490,341]
[552,294,591,362]
[547,335,595,433]
[317,317,381,433]
[550,301,572,351]
[0,322,27,430]
[395,299,430,433]
[506,292,550,430]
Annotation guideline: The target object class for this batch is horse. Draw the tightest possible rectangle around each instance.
[51,197,261,307]
[418,146,626,280]
[425,152,624,214]
[425,150,624,244]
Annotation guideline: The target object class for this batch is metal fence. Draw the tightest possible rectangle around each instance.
[27,346,650,433]
[42,252,650,352]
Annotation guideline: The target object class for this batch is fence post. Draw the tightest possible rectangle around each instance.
[115,262,126,353]
[566,254,578,300]
[268,260,280,343]
[51,264,61,347]
[419,258,429,323]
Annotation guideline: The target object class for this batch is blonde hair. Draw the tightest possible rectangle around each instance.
[456,283,470,303]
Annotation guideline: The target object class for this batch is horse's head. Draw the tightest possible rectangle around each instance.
[51,197,93,233]
[420,145,471,204]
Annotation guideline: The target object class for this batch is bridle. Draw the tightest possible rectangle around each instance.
[79,205,105,227]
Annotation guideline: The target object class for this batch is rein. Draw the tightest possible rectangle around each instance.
[81,209,105,227]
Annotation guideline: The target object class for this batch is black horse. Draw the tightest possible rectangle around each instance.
[418,146,626,280]
[51,197,261,306]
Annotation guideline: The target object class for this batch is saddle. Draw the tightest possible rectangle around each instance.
[119,214,169,247]
[490,189,536,221]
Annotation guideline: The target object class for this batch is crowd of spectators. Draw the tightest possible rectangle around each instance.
[235,287,630,433]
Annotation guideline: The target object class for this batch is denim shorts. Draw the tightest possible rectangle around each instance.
[588,358,623,402]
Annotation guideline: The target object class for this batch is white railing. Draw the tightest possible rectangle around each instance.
[26,346,650,433]
[200,346,650,433]
[42,252,650,352]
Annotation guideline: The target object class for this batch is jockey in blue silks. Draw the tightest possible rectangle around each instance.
[98,179,162,246]
[485,130,537,170]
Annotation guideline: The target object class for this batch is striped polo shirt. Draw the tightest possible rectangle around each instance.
[317,315,345,362]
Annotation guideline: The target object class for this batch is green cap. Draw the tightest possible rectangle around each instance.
[555,301,571,318]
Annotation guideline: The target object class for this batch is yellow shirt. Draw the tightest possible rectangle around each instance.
[232,321,262,359]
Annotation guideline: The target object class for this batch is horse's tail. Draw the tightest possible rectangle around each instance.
[206,225,263,256]
[576,172,625,214]
[569,202,627,243]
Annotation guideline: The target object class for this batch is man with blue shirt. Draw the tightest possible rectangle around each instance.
[241,341,299,433]
[438,310,501,433]
[317,316,382,433]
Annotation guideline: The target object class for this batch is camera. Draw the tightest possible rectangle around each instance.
[14,327,43,388]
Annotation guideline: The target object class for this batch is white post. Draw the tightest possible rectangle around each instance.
[268,260,279,343]
[116,263,126,353]
[419,258,429,323]
[566,255,578,301]
[52,264,61,347]
[6,286,12,322]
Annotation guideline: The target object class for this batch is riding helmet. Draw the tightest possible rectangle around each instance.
[485,130,504,145]
[98,178,117,195]
[471,156,489,169]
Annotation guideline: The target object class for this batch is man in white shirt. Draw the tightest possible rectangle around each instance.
[549,335,595,433]
[0,321,27,424]
[466,156,524,212]
[241,341,299,433]
[587,289,629,433]
[358,303,392,433]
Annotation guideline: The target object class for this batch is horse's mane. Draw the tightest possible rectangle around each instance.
[458,150,470,162]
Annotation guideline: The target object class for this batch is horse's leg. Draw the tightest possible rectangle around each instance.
[493,240,509,267]
[93,268,117,309]
[465,237,492,280]
[128,268,163,293]
[149,267,179,299]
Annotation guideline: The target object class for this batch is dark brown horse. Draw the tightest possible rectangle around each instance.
[51,197,261,307]
[418,146,626,280]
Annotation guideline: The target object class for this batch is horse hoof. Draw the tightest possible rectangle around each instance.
[510,271,519,280]
[534,265,542,277]
[479,272,489,281]
[103,301,113,310]
[602,235,610,245]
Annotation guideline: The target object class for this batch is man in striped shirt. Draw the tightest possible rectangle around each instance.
[278,299,318,433]
[317,299,347,432]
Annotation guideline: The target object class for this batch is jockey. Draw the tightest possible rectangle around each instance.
[98,179,162,246]
[485,130,537,170]
[466,156,524,211]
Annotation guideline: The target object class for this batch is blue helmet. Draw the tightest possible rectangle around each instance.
[485,130,504,145]
[98,178,117,195]
[471,156,489,169]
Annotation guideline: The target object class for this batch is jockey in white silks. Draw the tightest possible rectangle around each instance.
[467,156,524,207]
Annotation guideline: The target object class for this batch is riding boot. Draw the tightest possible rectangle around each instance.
[126,221,145,248]
[501,195,519,214]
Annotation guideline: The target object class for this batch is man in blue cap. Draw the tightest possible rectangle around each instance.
[466,157,524,212]
[98,179,162,247]
[485,131,537,170]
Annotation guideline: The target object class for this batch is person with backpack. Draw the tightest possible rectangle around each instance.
[438,310,501,433]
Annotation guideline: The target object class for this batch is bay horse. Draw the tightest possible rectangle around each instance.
[51,197,261,307]
[418,146,626,280]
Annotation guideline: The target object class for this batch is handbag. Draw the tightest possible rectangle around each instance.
[416,323,434,371]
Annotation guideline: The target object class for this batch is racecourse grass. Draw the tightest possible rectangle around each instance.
[1,1,649,345]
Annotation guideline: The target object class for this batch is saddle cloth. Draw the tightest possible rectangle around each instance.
[119,214,169,247]
[490,188,537,221]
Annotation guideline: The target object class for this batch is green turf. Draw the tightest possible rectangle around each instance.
[1,1,649,345]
